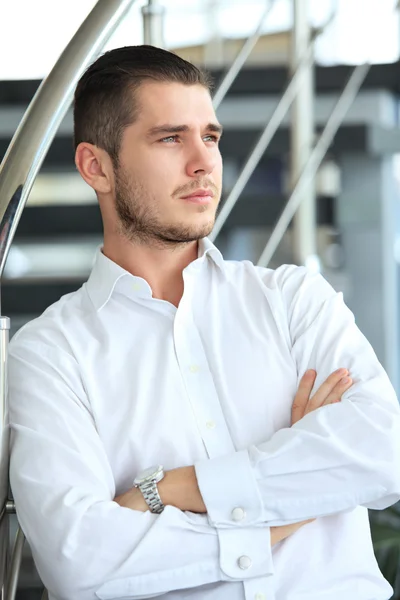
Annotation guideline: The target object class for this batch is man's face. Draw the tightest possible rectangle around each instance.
[114,81,223,245]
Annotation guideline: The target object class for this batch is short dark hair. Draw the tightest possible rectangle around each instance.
[73,45,213,166]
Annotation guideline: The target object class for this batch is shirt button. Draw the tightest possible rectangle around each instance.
[255,594,266,600]
[231,507,246,522]
[206,420,216,429]
[189,365,200,373]
[238,555,252,570]
[132,282,141,291]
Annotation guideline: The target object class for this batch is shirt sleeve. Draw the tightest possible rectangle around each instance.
[195,265,400,528]
[8,335,273,600]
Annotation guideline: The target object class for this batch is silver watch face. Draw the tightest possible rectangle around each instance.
[134,465,164,486]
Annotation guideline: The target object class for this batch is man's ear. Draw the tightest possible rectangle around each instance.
[75,142,114,195]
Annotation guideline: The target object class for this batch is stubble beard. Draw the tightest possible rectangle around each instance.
[114,167,219,248]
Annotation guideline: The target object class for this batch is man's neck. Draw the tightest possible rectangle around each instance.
[102,236,200,308]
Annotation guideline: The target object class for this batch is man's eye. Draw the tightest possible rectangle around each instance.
[204,135,219,143]
[160,135,178,143]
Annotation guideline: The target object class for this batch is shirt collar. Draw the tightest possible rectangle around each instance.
[198,236,225,271]
[86,237,225,312]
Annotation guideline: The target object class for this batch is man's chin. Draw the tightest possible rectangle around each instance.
[159,221,215,244]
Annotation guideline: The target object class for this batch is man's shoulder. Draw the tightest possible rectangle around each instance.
[9,283,90,357]
[221,258,337,311]
[221,257,309,289]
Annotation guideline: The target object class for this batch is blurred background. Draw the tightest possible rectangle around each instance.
[2,0,400,597]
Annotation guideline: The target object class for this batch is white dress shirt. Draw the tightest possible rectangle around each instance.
[8,238,400,600]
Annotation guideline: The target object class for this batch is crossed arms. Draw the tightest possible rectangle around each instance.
[115,368,353,547]
[8,269,400,600]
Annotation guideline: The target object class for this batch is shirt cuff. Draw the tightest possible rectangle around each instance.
[218,527,274,580]
[195,449,264,527]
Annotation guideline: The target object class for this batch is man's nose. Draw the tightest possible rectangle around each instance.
[185,142,218,178]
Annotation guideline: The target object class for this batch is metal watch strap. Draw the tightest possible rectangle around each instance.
[140,481,165,514]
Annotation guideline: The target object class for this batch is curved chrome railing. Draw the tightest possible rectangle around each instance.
[0,0,136,280]
[0,1,137,597]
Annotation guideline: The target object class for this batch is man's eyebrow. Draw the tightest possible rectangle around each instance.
[207,122,224,135]
[146,123,223,137]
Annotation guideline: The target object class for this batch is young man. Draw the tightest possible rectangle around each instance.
[8,45,400,600]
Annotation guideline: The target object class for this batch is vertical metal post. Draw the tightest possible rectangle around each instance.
[290,0,319,269]
[5,527,24,600]
[142,0,165,47]
[0,318,9,598]
[204,0,224,66]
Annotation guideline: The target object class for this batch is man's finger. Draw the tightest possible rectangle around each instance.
[291,370,317,425]
[270,519,315,545]
[321,377,353,406]
[306,368,348,414]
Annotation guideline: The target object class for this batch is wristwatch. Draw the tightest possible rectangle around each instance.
[133,465,165,514]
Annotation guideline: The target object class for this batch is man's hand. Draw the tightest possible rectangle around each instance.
[270,519,315,546]
[291,368,353,426]
[272,367,354,545]
[114,486,149,512]
[159,466,206,513]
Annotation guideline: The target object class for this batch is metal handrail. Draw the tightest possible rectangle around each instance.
[257,61,371,268]
[0,503,16,526]
[212,0,276,110]
[210,43,314,241]
[212,0,337,113]
[4,528,24,600]
[0,0,137,283]
[210,2,338,244]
